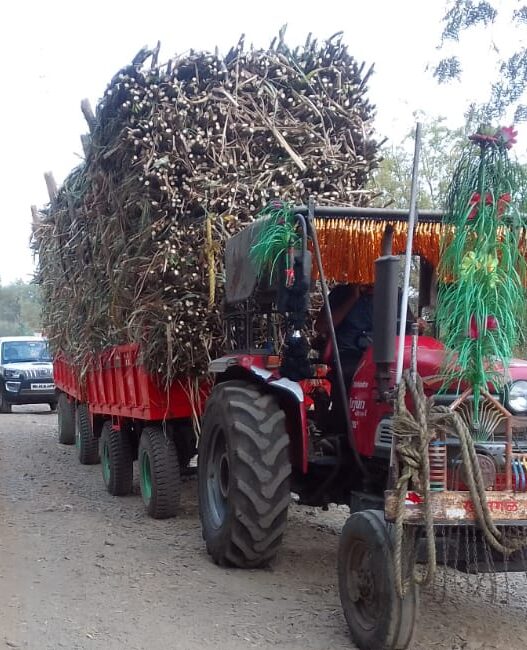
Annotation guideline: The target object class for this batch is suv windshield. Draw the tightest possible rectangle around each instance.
[1,340,52,364]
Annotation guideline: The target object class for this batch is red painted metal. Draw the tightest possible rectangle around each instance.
[54,343,209,421]
[349,337,445,456]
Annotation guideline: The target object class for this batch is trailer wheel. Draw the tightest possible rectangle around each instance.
[75,403,99,465]
[138,426,181,519]
[100,421,133,496]
[0,389,12,414]
[198,380,291,568]
[338,510,418,650]
[57,393,75,444]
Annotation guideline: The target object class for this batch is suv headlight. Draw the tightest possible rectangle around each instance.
[4,369,22,379]
[507,380,527,414]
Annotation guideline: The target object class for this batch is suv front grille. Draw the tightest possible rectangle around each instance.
[24,368,53,379]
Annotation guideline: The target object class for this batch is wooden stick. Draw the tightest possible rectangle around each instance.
[44,172,58,202]
[30,205,40,226]
[81,134,91,157]
[80,98,96,132]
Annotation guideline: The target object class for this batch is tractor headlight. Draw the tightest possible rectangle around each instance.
[507,381,527,414]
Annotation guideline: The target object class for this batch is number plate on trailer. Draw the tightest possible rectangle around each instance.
[384,490,527,524]
[31,383,55,390]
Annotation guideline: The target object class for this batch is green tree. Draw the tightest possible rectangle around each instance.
[0,280,42,336]
[435,1,527,120]
[370,116,466,209]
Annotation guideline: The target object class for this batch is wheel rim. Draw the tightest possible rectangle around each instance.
[345,540,380,633]
[102,440,111,485]
[206,425,230,528]
[140,450,153,503]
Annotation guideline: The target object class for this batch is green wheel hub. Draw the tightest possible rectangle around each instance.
[102,441,111,485]
[140,450,152,504]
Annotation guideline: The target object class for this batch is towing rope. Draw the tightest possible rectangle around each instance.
[392,370,527,598]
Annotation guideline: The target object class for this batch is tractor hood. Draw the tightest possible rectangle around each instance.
[400,336,527,393]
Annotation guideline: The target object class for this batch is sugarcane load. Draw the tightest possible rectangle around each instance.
[32,31,380,383]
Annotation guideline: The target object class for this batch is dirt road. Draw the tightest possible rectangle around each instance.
[1,407,527,650]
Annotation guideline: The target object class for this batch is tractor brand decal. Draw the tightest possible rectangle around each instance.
[350,398,367,417]
[463,499,519,514]
[352,380,369,389]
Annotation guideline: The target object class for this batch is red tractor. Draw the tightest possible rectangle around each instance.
[197,201,527,649]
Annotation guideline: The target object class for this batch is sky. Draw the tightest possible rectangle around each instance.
[0,0,522,285]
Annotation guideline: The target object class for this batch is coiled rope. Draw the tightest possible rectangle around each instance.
[392,370,527,598]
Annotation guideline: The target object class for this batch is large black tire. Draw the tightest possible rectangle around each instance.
[75,403,99,465]
[0,389,12,414]
[49,402,58,413]
[100,421,133,496]
[338,510,419,650]
[198,380,291,568]
[138,426,181,519]
[57,393,75,444]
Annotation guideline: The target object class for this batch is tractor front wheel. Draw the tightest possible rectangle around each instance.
[100,421,133,496]
[338,510,418,650]
[198,380,291,568]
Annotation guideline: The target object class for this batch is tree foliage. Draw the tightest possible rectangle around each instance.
[436,1,527,120]
[0,281,42,337]
[370,116,466,209]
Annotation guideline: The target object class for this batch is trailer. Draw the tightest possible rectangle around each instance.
[54,343,209,519]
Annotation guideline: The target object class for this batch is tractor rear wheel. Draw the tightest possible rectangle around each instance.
[138,426,181,519]
[338,510,418,650]
[198,380,291,568]
[100,421,133,496]
[57,393,75,444]
[75,403,99,465]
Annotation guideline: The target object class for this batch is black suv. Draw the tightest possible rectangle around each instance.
[0,337,56,413]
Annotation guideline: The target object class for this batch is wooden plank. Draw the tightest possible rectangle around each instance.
[80,133,91,157]
[80,98,96,132]
[30,205,40,226]
[384,490,527,524]
[44,172,58,202]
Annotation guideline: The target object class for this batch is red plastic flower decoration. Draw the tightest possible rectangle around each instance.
[469,315,499,339]
[467,192,511,220]
[498,126,517,149]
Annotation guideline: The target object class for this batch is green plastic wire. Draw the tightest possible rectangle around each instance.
[250,201,300,282]
[437,130,527,437]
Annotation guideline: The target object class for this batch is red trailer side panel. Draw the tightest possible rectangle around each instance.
[54,344,208,421]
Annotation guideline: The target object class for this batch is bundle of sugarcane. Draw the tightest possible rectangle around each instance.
[32,31,381,384]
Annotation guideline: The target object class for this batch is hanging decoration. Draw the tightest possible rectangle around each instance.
[250,201,301,285]
[436,125,527,432]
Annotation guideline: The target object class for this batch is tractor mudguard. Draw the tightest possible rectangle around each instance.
[208,355,309,473]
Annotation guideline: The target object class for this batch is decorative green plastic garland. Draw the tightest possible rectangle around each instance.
[250,200,300,286]
[437,126,526,434]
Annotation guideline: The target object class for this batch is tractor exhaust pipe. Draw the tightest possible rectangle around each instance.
[373,250,399,400]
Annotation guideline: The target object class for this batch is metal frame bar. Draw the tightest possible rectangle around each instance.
[450,386,514,492]
[292,204,444,222]
[304,198,368,477]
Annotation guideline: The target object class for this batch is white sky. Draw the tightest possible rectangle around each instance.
[0,0,522,285]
